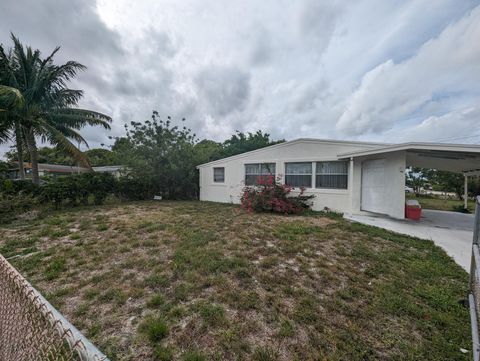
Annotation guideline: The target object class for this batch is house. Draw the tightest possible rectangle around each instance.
[92,165,124,178]
[197,138,480,219]
[6,163,89,179]
[6,163,124,179]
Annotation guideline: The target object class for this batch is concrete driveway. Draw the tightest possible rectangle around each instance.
[344,209,474,271]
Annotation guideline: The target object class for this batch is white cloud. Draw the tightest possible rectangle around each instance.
[388,106,480,143]
[337,5,480,136]
[0,0,479,159]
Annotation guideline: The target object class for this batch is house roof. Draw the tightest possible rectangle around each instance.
[92,166,123,172]
[196,138,390,168]
[196,138,480,173]
[338,142,480,173]
[10,162,89,173]
[337,142,480,158]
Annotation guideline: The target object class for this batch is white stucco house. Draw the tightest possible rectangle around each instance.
[197,138,480,219]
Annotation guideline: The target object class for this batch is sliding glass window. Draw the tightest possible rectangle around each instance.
[315,161,348,189]
[285,162,312,188]
[245,163,276,185]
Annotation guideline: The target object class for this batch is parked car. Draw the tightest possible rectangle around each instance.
[405,186,414,193]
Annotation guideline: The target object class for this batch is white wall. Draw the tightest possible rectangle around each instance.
[198,140,386,214]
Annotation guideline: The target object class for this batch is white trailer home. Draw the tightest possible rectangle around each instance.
[197,138,480,219]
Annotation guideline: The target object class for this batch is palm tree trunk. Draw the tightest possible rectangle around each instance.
[14,121,25,179]
[25,129,40,185]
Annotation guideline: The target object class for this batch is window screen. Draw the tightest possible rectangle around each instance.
[316,161,348,189]
[285,162,312,188]
[213,167,225,183]
[245,163,276,185]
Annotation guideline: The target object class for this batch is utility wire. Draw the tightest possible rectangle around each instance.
[429,133,480,143]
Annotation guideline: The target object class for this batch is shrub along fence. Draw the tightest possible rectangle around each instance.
[0,253,109,360]
[0,173,166,224]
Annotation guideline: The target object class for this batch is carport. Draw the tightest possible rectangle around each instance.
[339,142,480,219]
[339,142,480,270]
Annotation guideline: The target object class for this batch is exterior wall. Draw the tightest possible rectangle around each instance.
[198,140,385,214]
[351,151,406,219]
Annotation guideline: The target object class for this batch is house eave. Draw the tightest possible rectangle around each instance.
[196,138,390,168]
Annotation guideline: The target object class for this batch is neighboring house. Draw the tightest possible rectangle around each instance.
[6,163,89,179]
[197,138,480,219]
[92,165,124,178]
[6,163,124,179]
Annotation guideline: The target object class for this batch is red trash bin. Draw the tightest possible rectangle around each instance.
[405,199,422,220]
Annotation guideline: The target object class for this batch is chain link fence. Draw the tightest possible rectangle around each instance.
[0,254,109,361]
[470,196,480,361]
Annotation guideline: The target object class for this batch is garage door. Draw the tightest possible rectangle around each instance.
[361,159,386,214]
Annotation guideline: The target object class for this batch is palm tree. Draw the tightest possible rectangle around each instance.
[0,84,26,178]
[0,34,112,184]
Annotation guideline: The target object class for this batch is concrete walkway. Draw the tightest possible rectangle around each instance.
[344,209,474,271]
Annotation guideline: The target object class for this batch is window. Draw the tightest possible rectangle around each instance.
[285,162,312,188]
[213,167,225,183]
[245,163,276,185]
[316,161,348,189]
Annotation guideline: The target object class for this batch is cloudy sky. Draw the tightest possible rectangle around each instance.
[1,0,480,153]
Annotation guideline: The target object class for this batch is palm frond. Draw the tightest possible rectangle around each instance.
[54,108,112,128]
[0,85,24,110]
[38,46,61,73]
[41,122,92,169]
[0,114,12,142]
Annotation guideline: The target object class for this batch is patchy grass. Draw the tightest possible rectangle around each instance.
[0,201,470,360]
[139,316,169,343]
[408,194,475,212]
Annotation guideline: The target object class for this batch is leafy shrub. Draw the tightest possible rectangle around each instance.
[41,176,81,206]
[80,173,116,205]
[40,173,116,206]
[241,176,314,214]
[116,176,153,200]
[0,172,118,223]
[0,193,38,224]
[0,178,40,196]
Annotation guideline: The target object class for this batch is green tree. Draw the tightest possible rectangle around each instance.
[0,33,112,184]
[115,112,198,199]
[431,171,464,199]
[408,167,465,199]
[221,130,284,158]
[6,146,72,165]
[193,139,223,164]
[406,167,428,194]
[83,148,116,166]
[0,82,26,178]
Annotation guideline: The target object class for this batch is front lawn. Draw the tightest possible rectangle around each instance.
[0,201,470,360]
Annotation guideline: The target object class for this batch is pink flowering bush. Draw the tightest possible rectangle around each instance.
[240,175,314,214]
